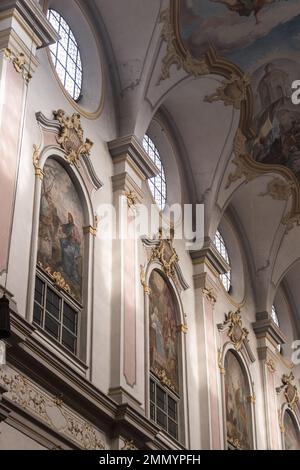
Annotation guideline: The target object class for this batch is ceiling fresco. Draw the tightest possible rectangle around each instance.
[178,1,300,184]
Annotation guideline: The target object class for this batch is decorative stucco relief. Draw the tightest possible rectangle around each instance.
[0,367,105,450]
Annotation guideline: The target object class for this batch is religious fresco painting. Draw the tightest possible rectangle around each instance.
[37,159,84,303]
[284,411,300,450]
[178,1,300,183]
[224,350,253,449]
[149,270,179,393]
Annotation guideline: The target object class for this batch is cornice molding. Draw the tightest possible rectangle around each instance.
[252,317,287,346]
[108,135,159,180]
[0,0,59,48]
[190,237,230,275]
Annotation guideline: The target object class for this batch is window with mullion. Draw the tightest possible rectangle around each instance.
[48,9,82,101]
[150,376,179,440]
[33,275,79,355]
[143,135,167,211]
[214,229,231,292]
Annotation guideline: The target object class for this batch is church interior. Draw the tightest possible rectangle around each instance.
[0,0,300,451]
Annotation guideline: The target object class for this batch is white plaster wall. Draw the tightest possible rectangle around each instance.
[7,29,117,396]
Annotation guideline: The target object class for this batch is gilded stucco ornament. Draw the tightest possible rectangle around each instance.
[219,309,249,352]
[150,237,179,279]
[125,190,138,208]
[83,215,99,237]
[0,368,105,449]
[202,287,217,305]
[45,268,71,295]
[153,367,175,392]
[38,262,71,295]
[164,1,300,232]
[4,48,32,82]
[260,177,294,201]
[227,436,242,450]
[178,323,188,334]
[204,74,250,110]
[158,9,209,85]
[226,129,258,189]
[121,439,138,451]
[32,144,44,180]
[140,265,151,295]
[53,110,93,167]
[266,358,276,374]
[276,372,299,410]
[217,348,225,375]
[226,130,300,231]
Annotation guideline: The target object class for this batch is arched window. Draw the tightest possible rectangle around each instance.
[271,305,282,352]
[33,159,84,355]
[283,410,300,450]
[224,350,253,450]
[271,305,280,328]
[214,230,231,292]
[48,9,83,101]
[149,270,180,440]
[143,135,167,211]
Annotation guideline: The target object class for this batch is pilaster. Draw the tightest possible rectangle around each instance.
[0,0,58,277]
[107,135,157,409]
[253,315,286,449]
[191,238,222,450]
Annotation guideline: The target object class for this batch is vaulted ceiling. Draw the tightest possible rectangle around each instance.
[82,0,300,316]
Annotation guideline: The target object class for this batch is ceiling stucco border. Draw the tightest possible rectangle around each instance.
[165,0,300,232]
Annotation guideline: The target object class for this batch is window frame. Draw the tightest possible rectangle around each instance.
[47,9,83,102]
[33,268,81,357]
[214,230,231,292]
[142,134,167,211]
[271,305,280,328]
[150,373,180,441]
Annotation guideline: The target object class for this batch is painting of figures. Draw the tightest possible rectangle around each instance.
[179,1,299,61]
[224,350,253,449]
[284,411,300,450]
[179,0,300,182]
[37,159,84,303]
[149,270,179,393]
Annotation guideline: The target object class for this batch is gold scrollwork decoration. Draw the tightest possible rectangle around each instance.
[42,265,71,295]
[228,436,242,450]
[150,238,179,279]
[140,265,151,295]
[204,74,250,110]
[152,367,175,392]
[219,309,249,351]
[266,359,276,374]
[276,372,299,410]
[217,348,225,375]
[83,216,98,237]
[0,368,105,449]
[158,9,209,85]
[247,394,256,405]
[260,177,294,201]
[53,109,93,167]
[32,144,44,180]
[202,287,217,305]
[4,48,32,82]
[125,190,138,209]
[178,323,188,334]
[121,439,138,450]
[226,129,257,189]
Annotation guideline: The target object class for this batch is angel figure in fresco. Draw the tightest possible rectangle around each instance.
[150,306,166,361]
[210,0,288,24]
[60,212,81,284]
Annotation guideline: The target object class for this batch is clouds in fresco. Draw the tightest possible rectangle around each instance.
[182,0,300,57]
